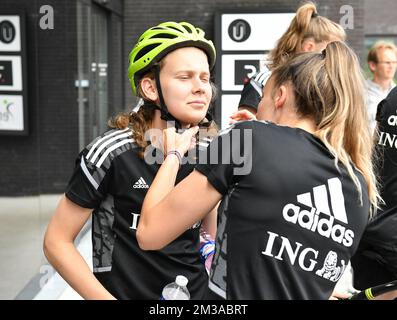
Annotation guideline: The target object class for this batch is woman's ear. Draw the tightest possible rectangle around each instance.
[140,77,158,101]
[301,38,316,53]
[274,85,287,109]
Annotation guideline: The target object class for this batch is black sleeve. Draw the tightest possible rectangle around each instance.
[376,86,397,123]
[238,81,261,111]
[356,208,397,276]
[65,147,113,209]
[375,98,387,124]
[195,121,254,195]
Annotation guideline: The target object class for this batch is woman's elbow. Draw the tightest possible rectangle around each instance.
[43,231,56,261]
[43,227,63,261]
[136,227,164,251]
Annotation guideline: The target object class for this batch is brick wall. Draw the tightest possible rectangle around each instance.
[364,0,397,35]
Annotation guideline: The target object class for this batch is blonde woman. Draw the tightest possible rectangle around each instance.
[238,1,345,114]
[137,42,380,299]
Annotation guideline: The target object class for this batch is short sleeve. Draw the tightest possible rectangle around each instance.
[195,121,254,195]
[65,148,113,209]
[238,68,271,110]
[65,130,132,208]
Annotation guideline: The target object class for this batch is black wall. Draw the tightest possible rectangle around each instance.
[0,0,365,196]
[0,0,78,195]
[123,0,364,104]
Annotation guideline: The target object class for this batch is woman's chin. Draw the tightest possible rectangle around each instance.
[176,114,207,127]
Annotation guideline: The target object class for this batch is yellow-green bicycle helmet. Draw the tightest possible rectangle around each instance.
[128,21,216,96]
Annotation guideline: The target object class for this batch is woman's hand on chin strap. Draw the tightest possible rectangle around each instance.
[162,125,199,156]
[229,109,257,124]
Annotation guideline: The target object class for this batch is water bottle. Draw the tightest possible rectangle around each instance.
[199,229,215,275]
[160,275,190,300]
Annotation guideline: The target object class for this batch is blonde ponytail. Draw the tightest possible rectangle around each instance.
[272,41,380,215]
[268,1,346,69]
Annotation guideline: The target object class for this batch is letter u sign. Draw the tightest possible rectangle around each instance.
[0,20,16,44]
[228,19,251,42]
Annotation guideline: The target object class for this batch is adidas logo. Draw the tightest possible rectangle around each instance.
[282,177,355,247]
[133,177,149,189]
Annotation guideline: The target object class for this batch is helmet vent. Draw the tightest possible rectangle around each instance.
[167,26,182,32]
[150,33,177,39]
[134,43,160,62]
[182,25,193,33]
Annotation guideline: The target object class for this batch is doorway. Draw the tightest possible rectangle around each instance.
[76,2,109,149]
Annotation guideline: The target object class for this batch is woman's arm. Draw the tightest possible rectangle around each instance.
[137,126,222,250]
[43,195,115,300]
[138,169,222,250]
[201,202,219,240]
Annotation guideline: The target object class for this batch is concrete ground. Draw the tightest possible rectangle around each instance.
[0,195,61,299]
[34,224,91,300]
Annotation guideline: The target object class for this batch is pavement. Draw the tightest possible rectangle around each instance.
[0,194,91,300]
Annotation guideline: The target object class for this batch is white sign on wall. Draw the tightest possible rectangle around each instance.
[0,16,21,52]
[0,95,23,131]
[221,13,295,51]
[0,56,22,91]
[221,94,240,129]
[0,13,27,135]
[216,12,295,129]
[221,54,268,91]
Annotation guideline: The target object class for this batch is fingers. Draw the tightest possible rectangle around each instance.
[185,125,199,138]
[229,110,257,124]
[163,126,199,155]
[329,291,351,300]
[182,126,199,152]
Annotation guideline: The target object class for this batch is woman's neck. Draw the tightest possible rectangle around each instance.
[148,110,192,149]
[150,110,191,130]
[293,118,317,135]
[276,109,317,135]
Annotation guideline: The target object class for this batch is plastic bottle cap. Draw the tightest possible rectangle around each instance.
[175,275,188,287]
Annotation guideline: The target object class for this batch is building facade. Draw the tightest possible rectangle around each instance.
[0,0,364,196]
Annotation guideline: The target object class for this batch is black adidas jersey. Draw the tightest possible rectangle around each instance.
[195,120,369,300]
[351,87,397,288]
[65,128,207,299]
[375,86,397,212]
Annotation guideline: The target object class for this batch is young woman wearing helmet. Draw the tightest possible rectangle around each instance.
[43,21,217,299]
[137,41,381,299]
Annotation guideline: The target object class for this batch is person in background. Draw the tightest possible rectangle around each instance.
[351,86,397,300]
[43,21,217,299]
[366,41,397,132]
[237,1,345,115]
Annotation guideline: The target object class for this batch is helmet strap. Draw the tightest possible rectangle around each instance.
[153,64,214,131]
[154,65,182,130]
